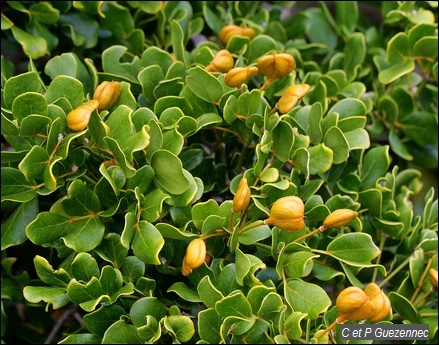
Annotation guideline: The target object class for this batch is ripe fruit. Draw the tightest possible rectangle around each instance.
[219,25,255,45]
[66,100,99,131]
[206,49,234,73]
[182,238,206,276]
[322,209,358,231]
[265,196,305,232]
[225,67,259,88]
[336,286,376,323]
[233,177,251,212]
[93,81,122,111]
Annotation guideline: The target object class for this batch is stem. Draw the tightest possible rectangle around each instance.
[310,248,330,256]
[411,258,433,303]
[238,219,266,234]
[229,211,236,233]
[199,230,228,241]
[305,319,311,344]
[259,82,269,91]
[378,255,412,288]
[267,105,278,116]
[293,226,324,243]
[315,318,340,342]
[413,289,433,308]
[252,242,272,251]
[372,233,387,283]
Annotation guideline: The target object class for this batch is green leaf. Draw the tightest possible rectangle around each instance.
[1,167,37,202]
[151,149,190,194]
[197,276,224,309]
[186,66,223,104]
[293,144,333,176]
[71,253,100,282]
[102,320,143,344]
[101,45,141,83]
[323,126,349,164]
[198,308,222,344]
[215,291,253,318]
[3,72,43,109]
[130,221,164,265]
[58,334,102,344]
[58,13,98,50]
[84,304,125,337]
[410,248,425,288]
[235,248,252,286]
[33,255,71,287]
[130,297,167,327]
[360,145,391,189]
[344,128,370,150]
[22,286,70,310]
[400,111,438,146]
[284,279,331,319]
[171,20,186,63]
[334,1,358,34]
[168,282,202,302]
[11,91,48,123]
[238,223,272,245]
[273,121,295,162]
[10,26,47,59]
[388,291,422,323]
[163,315,195,343]
[326,233,381,264]
[389,128,414,160]
[1,197,38,250]
[45,75,85,109]
[284,311,307,340]
[61,180,101,215]
[257,292,284,322]
[282,252,320,279]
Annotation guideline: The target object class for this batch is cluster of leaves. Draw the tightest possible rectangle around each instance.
[1,1,438,344]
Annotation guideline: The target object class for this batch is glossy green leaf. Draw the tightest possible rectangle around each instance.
[284,279,331,319]
[130,220,164,265]
[151,149,190,194]
[198,308,222,344]
[282,251,320,279]
[10,26,47,59]
[163,315,195,343]
[323,126,349,164]
[186,66,223,104]
[168,281,201,302]
[215,290,252,318]
[22,286,70,310]
[326,233,381,264]
[1,197,38,250]
[101,320,143,344]
[360,145,391,190]
[284,311,307,340]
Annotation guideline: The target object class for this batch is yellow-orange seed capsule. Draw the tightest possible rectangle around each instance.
[225,66,259,88]
[322,209,358,231]
[364,283,391,323]
[265,196,305,232]
[181,256,193,276]
[184,238,206,270]
[206,49,234,73]
[219,25,255,46]
[256,53,295,84]
[430,268,438,291]
[336,286,376,323]
[233,177,251,212]
[93,81,122,111]
[66,100,99,131]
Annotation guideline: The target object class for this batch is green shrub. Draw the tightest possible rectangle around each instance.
[1,1,437,344]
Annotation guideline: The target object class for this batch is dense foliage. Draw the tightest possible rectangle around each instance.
[1,1,438,344]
